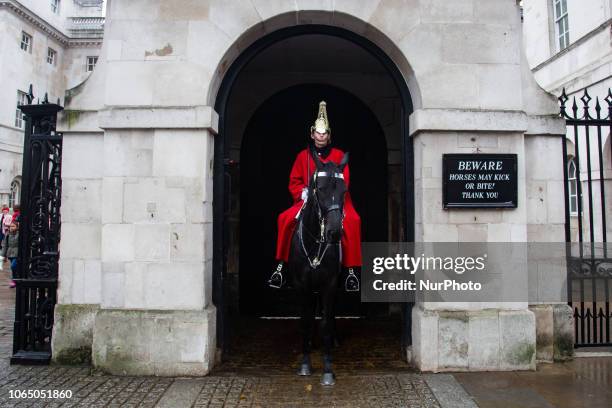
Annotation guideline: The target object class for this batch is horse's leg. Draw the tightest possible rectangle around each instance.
[319,268,339,386]
[297,287,315,376]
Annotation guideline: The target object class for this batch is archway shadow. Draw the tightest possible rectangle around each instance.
[239,84,387,317]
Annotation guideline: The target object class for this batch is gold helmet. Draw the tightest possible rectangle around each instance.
[311,101,331,134]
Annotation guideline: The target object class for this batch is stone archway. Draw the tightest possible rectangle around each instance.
[212,24,415,365]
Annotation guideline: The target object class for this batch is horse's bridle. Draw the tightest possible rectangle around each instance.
[298,170,345,269]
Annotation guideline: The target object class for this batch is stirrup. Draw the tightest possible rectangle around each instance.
[345,268,360,292]
[268,264,284,289]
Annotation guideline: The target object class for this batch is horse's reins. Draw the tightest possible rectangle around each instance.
[298,167,345,269]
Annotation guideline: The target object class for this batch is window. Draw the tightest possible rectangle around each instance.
[554,0,569,50]
[47,48,57,65]
[51,0,60,14]
[568,157,578,216]
[86,56,98,72]
[9,180,20,209]
[20,32,32,53]
[14,91,27,128]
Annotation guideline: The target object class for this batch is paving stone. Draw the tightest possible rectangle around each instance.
[0,269,447,407]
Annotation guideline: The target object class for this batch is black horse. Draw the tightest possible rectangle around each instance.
[289,148,349,386]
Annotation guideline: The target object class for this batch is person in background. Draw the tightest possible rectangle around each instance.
[0,207,10,256]
[11,205,20,225]
[2,222,19,288]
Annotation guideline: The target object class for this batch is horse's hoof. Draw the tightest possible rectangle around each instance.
[297,363,312,376]
[320,372,336,386]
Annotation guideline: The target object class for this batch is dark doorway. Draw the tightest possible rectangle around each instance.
[213,25,415,360]
[239,84,387,317]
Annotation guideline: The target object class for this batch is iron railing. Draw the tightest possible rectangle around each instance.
[560,87,612,347]
[11,86,63,365]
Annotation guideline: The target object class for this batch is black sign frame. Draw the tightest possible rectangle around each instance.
[442,153,518,209]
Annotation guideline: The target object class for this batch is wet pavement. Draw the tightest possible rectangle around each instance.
[0,264,611,407]
[454,357,612,408]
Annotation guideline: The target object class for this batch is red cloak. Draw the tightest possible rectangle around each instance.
[275,148,362,267]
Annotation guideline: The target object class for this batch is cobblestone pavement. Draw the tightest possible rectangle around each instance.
[0,267,472,407]
[4,265,612,407]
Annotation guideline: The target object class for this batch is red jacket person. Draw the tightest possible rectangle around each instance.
[269,101,362,289]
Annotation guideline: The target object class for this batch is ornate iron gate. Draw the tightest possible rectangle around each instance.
[11,87,63,364]
[560,88,612,347]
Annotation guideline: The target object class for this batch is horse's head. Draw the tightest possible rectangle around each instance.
[310,149,349,243]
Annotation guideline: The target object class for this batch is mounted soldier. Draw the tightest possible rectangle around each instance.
[269,101,361,291]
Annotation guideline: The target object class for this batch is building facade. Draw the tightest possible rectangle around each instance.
[524,0,612,243]
[0,0,104,208]
[50,0,574,375]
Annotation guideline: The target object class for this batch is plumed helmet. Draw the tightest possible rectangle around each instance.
[311,101,331,135]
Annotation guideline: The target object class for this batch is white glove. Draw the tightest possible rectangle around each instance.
[301,187,308,201]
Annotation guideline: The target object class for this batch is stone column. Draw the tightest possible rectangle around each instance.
[410,109,538,372]
[86,106,218,376]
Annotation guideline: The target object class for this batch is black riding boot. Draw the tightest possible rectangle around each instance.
[268,261,285,289]
[344,266,360,292]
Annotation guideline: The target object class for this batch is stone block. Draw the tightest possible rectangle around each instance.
[158,0,210,20]
[438,312,468,369]
[442,23,520,65]
[468,311,500,370]
[52,304,99,365]
[368,0,420,44]
[499,310,536,370]
[102,177,124,223]
[69,260,102,304]
[134,224,170,261]
[209,0,261,41]
[102,262,126,308]
[477,64,522,110]
[61,179,102,224]
[474,0,521,25]
[103,131,153,177]
[57,260,74,304]
[420,0,474,24]
[552,304,574,361]
[92,308,216,376]
[124,262,146,308]
[62,133,104,179]
[154,65,210,106]
[105,62,155,106]
[457,224,488,242]
[411,306,439,372]
[171,224,205,261]
[102,224,135,262]
[153,130,207,178]
[60,223,101,260]
[142,262,205,310]
[526,185,548,225]
[186,21,231,69]
[546,180,566,224]
[123,178,186,224]
[423,224,458,242]
[419,65,479,109]
[529,304,554,362]
[487,223,512,242]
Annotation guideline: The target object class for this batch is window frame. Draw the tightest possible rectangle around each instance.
[20,31,32,53]
[567,157,578,216]
[14,90,27,129]
[553,0,570,51]
[86,56,98,72]
[47,47,57,65]
[9,179,20,209]
[51,0,61,14]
